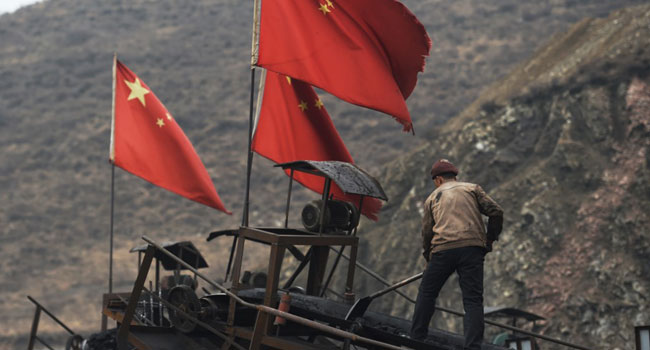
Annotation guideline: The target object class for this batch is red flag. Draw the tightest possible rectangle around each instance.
[255,0,431,132]
[252,70,382,220]
[110,59,231,214]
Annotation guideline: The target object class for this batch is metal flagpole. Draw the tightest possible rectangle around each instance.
[109,164,115,295]
[108,53,117,295]
[102,53,118,331]
[226,0,261,282]
[242,0,262,228]
[241,68,255,228]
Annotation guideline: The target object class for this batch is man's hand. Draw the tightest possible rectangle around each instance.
[486,240,494,253]
[422,247,432,262]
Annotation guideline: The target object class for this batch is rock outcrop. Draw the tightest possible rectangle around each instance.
[348,5,650,349]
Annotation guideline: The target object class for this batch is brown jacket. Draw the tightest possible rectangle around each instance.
[421,181,503,257]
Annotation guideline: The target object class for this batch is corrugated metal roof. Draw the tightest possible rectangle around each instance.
[275,160,388,200]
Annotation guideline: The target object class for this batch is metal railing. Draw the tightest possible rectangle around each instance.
[27,296,79,350]
[117,235,591,350]
[116,235,407,350]
[330,247,593,350]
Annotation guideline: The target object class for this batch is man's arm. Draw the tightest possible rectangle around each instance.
[474,185,504,243]
[421,198,435,261]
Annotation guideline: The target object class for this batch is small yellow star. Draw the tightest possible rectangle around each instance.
[156,118,165,127]
[298,100,308,112]
[285,76,292,85]
[318,3,331,15]
[166,112,173,120]
[314,99,324,109]
[326,0,334,8]
[124,77,150,107]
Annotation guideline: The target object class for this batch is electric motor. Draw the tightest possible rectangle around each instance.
[301,200,359,233]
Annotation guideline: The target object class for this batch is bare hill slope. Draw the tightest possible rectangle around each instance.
[0,0,647,348]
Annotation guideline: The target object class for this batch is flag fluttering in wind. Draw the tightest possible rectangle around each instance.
[254,0,431,132]
[252,70,382,220]
[110,59,231,214]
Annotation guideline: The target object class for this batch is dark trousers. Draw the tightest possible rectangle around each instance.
[410,246,485,350]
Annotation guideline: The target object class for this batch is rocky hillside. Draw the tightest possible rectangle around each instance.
[1,0,648,349]
[345,5,650,350]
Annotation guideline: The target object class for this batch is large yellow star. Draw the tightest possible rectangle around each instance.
[298,100,308,112]
[124,77,150,107]
[314,99,324,109]
[318,3,331,15]
[156,118,165,127]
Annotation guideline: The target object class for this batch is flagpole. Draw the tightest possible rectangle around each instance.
[103,53,118,331]
[226,0,260,282]
[109,164,115,294]
[242,68,255,228]
[242,0,261,227]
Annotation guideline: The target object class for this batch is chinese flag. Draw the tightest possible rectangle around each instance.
[252,70,382,220]
[255,0,431,132]
[110,59,231,214]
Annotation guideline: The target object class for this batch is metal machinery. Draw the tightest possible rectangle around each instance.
[99,161,510,350]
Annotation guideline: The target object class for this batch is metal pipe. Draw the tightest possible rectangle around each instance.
[141,235,403,350]
[27,305,40,350]
[155,259,160,292]
[26,296,76,335]
[34,336,55,350]
[327,247,417,303]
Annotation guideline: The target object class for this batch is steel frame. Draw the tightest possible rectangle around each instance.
[26,296,77,350]
[227,226,358,348]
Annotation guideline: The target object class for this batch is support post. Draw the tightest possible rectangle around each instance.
[117,245,155,350]
[227,233,247,326]
[250,243,285,349]
[284,169,294,228]
[318,178,332,234]
[27,306,41,350]
[344,242,358,303]
[307,246,329,296]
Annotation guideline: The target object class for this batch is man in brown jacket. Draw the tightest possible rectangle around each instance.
[410,159,503,350]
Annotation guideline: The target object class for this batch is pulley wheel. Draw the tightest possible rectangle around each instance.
[65,334,84,350]
[199,297,219,323]
[167,285,201,333]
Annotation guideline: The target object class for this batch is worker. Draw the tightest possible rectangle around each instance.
[410,159,504,349]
